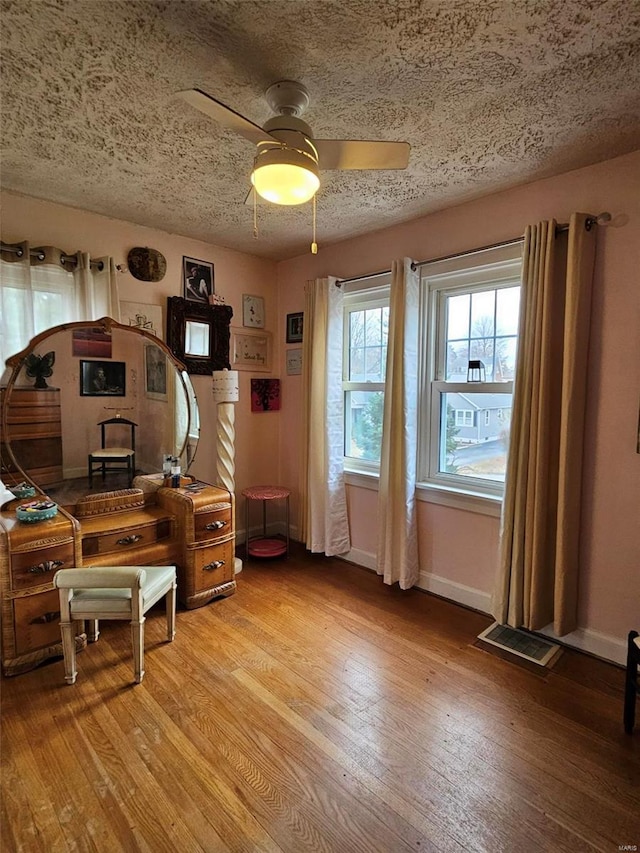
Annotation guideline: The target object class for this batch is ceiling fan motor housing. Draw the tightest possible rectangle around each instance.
[264,80,310,117]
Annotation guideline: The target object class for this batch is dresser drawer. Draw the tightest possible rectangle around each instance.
[14,590,62,655]
[82,518,172,557]
[193,505,232,543]
[11,541,75,591]
[191,540,235,592]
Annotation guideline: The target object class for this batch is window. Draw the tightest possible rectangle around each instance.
[419,245,522,498]
[0,259,77,369]
[343,278,390,471]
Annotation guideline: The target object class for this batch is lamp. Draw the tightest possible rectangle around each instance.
[467,360,486,382]
[251,143,319,206]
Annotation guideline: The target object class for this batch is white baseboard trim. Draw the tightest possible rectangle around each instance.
[342,547,377,571]
[537,624,626,667]
[416,570,492,614]
[336,550,625,666]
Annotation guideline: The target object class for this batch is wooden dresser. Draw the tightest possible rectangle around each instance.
[0,387,63,486]
[0,481,236,676]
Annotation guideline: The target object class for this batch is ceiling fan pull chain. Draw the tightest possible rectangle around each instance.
[253,186,259,239]
[311,194,318,254]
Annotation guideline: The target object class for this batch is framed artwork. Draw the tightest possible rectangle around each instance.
[120,301,164,339]
[72,328,112,358]
[286,312,303,343]
[251,378,280,412]
[286,348,303,375]
[242,294,265,328]
[144,343,168,401]
[182,256,214,303]
[230,327,272,372]
[79,360,125,397]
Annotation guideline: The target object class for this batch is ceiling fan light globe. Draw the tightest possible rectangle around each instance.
[252,163,319,205]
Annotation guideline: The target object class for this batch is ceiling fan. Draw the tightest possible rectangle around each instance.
[178,80,410,206]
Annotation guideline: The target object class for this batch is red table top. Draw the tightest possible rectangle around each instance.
[242,486,290,501]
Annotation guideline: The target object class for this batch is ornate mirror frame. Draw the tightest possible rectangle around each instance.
[166,296,232,375]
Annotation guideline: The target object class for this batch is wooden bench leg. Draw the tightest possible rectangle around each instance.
[131,616,145,684]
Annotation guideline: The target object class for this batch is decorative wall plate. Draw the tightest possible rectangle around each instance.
[127,247,167,282]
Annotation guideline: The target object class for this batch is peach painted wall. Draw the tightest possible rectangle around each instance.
[0,191,280,500]
[277,150,640,652]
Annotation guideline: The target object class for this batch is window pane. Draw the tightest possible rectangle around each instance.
[348,306,389,383]
[471,290,495,338]
[439,392,512,482]
[446,294,469,340]
[345,390,384,462]
[496,287,520,335]
[446,341,469,381]
[494,336,518,381]
[470,338,495,380]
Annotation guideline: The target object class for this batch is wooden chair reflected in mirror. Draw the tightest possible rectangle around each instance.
[88,416,137,487]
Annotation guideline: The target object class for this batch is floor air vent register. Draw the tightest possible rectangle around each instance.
[477,622,562,667]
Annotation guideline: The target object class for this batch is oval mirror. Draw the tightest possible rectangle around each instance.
[0,318,199,506]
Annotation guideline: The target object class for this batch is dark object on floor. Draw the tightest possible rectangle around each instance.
[624,630,640,734]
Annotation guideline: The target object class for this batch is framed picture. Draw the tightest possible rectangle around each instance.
[286,348,303,375]
[230,327,272,372]
[286,312,303,343]
[72,328,112,358]
[144,343,168,401]
[251,378,280,412]
[183,256,214,303]
[120,301,164,339]
[80,360,126,397]
[242,294,265,328]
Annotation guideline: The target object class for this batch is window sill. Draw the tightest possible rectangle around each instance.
[344,469,380,491]
[416,483,502,517]
[344,470,503,517]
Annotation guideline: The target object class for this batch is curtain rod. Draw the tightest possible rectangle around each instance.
[0,241,104,271]
[336,213,610,286]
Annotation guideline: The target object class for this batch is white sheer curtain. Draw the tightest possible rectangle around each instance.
[298,276,351,556]
[0,243,119,372]
[376,258,420,588]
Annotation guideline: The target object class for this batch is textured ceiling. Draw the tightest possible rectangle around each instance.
[1,0,639,260]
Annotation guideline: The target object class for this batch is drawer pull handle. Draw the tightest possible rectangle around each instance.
[30,611,60,624]
[203,560,225,572]
[205,520,227,530]
[28,559,65,574]
[116,534,143,546]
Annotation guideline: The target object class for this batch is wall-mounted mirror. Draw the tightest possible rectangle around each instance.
[0,317,199,505]
[166,296,233,375]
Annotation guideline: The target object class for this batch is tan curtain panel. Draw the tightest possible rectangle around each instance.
[493,213,597,636]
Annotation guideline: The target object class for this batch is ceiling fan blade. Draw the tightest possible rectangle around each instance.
[177,89,276,145]
[315,139,410,170]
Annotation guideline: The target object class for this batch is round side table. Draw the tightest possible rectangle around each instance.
[241,485,290,560]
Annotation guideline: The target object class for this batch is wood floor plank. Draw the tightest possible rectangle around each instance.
[2,546,638,853]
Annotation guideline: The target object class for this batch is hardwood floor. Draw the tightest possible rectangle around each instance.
[2,546,638,852]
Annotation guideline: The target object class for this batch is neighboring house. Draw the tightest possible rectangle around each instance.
[449,393,512,444]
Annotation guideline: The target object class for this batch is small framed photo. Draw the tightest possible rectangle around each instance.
[80,360,126,397]
[144,343,168,401]
[286,312,303,343]
[230,327,272,372]
[251,378,281,412]
[242,294,265,328]
[183,256,214,303]
[72,328,112,358]
[286,348,303,375]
